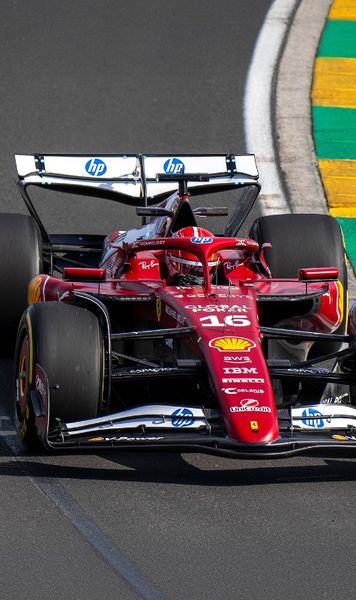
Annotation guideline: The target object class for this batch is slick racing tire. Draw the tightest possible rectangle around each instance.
[0,213,42,352]
[249,213,348,354]
[15,302,103,449]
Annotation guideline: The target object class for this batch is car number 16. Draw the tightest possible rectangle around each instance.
[200,315,251,327]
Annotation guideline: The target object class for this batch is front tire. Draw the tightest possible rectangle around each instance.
[15,302,104,448]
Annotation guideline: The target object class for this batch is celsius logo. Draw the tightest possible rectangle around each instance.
[163,157,185,174]
[171,408,194,427]
[85,158,107,177]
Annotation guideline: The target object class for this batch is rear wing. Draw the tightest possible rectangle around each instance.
[15,153,259,204]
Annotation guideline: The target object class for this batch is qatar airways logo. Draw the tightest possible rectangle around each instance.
[185,304,248,313]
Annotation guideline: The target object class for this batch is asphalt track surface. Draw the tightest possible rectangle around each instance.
[1,2,356,600]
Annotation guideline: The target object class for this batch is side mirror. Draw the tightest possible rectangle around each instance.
[63,267,105,281]
[298,267,339,281]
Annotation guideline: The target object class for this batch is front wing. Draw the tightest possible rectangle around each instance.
[43,402,356,457]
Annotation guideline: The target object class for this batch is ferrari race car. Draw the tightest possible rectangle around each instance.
[5,153,356,456]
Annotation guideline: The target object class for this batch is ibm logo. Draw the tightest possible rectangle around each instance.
[163,157,185,175]
[85,158,107,177]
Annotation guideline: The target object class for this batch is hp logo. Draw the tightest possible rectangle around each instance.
[190,236,213,244]
[171,408,194,428]
[85,158,107,177]
[163,157,185,175]
[301,408,324,428]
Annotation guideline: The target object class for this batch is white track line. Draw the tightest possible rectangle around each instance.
[244,0,299,214]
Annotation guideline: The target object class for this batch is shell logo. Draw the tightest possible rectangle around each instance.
[209,336,256,352]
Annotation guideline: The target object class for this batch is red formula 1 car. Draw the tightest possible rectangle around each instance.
[6,153,356,456]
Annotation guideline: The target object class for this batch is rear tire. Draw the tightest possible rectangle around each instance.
[250,213,348,402]
[249,213,348,338]
[250,214,348,403]
[0,213,42,351]
[15,302,103,448]
[249,213,347,288]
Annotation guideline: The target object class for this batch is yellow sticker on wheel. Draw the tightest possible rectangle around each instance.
[28,275,43,305]
[156,297,162,322]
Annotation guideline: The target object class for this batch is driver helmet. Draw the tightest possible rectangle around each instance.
[167,227,219,283]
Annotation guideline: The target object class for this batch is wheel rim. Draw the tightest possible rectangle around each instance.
[16,334,30,431]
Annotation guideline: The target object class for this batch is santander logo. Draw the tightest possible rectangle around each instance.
[240,398,259,408]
